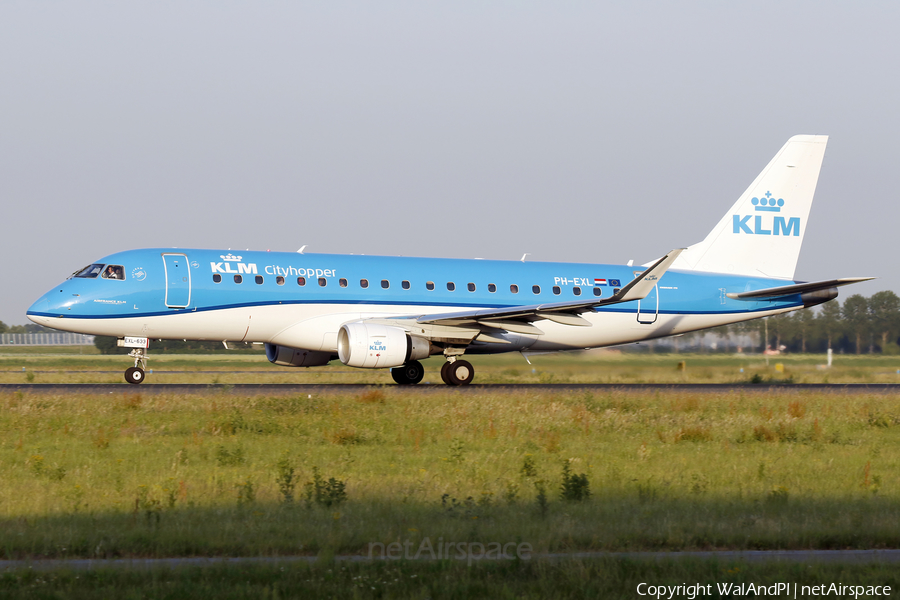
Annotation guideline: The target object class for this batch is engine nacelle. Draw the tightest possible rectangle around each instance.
[265,344,334,367]
[337,323,430,368]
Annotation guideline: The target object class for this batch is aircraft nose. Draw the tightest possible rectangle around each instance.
[27,287,71,320]
[26,298,50,325]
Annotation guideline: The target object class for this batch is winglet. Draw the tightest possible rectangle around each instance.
[613,248,684,303]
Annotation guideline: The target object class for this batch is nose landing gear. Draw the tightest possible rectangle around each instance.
[124,346,148,385]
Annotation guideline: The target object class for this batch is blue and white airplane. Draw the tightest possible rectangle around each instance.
[27,135,870,385]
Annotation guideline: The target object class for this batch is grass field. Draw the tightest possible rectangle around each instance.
[2,351,899,597]
[2,559,899,599]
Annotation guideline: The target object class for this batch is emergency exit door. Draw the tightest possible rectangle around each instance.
[163,253,191,308]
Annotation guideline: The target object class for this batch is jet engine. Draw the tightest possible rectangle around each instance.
[337,322,431,368]
[265,344,334,367]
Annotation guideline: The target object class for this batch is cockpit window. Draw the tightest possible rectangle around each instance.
[73,264,105,279]
[101,265,125,280]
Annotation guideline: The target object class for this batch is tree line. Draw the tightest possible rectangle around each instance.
[706,291,900,355]
[0,322,53,334]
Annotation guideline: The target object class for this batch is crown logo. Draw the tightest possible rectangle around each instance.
[221,254,242,261]
[751,191,784,212]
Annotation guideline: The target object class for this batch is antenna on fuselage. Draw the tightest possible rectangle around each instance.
[298,245,307,254]
[520,253,530,262]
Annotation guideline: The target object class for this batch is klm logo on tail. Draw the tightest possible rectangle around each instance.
[732,191,800,236]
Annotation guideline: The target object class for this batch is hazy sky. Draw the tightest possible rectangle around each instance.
[2,2,898,325]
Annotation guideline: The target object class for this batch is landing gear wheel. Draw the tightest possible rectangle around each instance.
[440,361,453,385]
[125,366,145,385]
[444,360,474,386]
[391,360,425,385]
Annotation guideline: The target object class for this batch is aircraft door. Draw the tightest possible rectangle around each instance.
[163,253,191,308]
[636,272,658,324]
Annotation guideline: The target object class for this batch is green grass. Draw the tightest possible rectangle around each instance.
[2,386,900,559]
[3,350,900,384]
[3,355,899,596]
[2,559,899,599]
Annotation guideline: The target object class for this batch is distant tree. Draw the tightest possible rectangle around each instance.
[768,313,795,351]
[5,324,53,334]
[842,294,870,354]
[868,290,900,352]
[0,321,7,334]
[817,300,842,350]
[795,309,816,353]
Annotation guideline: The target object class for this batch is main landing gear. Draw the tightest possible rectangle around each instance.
[390,360,425,385]
[125,346,148,385]
[439,347,474,386]
[440,358,474,386]
[390,352,476,386]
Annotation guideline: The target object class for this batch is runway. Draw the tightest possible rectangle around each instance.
[3,383,900,395]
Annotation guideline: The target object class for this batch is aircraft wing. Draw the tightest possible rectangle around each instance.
[415,248,684,329]
[725,277,874,300]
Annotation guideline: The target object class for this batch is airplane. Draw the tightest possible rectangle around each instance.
[26,135,871,385]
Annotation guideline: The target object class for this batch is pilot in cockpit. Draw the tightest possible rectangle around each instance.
[103,265,123,280]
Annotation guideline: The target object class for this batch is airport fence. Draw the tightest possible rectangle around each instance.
[0,333,95,346]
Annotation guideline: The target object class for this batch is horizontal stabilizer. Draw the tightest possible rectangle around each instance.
[726,277,874,300]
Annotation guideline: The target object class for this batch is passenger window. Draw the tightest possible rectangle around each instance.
[426,281,435,291]
[573,286,581,296]
[101,265,125,280]
[552,286,561,295]
[381,280,390,289]
[213,274,222,283]
[447,282,456,291]
[298,277,306,286]
[318,277,327,287]
[73,264,104,279]
[488,283,497,293]
[613,288,621,295]
[593,287,602,297]
[510,284,519,294]
[532,285,541,294]
[360,279,369,289]
[467,283,476,292]
[276,276,285,285]
[255,275,264,284]
[234,275,243,284]
[402,280,410,290]
[339,278,348,287]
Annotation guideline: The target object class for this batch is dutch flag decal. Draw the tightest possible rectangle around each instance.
[594,278,607,286]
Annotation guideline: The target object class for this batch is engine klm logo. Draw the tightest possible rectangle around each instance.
[732,192,799,236]
[369,341,387,352]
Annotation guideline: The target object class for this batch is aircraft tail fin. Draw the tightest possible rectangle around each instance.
[669,135,828,280]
